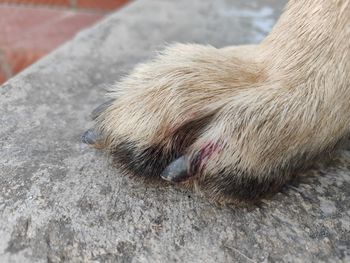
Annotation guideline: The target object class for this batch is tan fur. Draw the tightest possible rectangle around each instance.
[90,0,350,202]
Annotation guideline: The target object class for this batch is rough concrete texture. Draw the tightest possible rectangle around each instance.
[0,0,349,262]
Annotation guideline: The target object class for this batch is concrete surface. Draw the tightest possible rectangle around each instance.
[0,0,349,262]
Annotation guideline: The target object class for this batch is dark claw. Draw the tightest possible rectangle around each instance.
[90,99,115,120]
[161,156,190,182]
[81,128,101,145]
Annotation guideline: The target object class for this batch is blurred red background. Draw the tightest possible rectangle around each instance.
[0,0,130,84]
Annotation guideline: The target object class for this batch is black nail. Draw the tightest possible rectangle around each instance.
[90,99,114,120]
[81,128,101,145]
[161,156,189,182]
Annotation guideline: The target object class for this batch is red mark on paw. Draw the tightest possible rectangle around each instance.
[190,141,224,175]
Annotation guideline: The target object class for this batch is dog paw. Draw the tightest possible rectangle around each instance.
[83,43,336,203]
